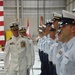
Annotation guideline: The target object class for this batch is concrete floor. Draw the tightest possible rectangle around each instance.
[30,45,41,75]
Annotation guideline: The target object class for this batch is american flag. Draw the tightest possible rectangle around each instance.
[40,16,43,26]
[26,18,31,38]
[0,0,5,45]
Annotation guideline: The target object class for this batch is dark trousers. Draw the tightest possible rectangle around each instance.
[53,65,57,75]
[49,62,53,75]
[42,53,50,75]
[38,50,44,75]
[27,69,30,75]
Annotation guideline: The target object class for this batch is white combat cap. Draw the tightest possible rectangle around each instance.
[42,25,46,28]
[49,24,56,31]
[10,21,19,30]
[61,10,75,25]
[52,12,62,21]
[38,29,43,33]
[19,26,26,32]
[53,12,62,18]
[38,25,42,28]
[62,10,75,19]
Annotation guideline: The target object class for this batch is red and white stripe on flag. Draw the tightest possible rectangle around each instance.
[26,18,31,38]
[0,0,5,45]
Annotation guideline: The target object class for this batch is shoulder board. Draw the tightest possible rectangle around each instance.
[7,37,12,41]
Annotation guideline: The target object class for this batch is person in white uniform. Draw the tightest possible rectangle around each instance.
[52,12,62,31]
[48,25,56,75]
[37,29,45,75]
[56,29,65,75]
[60,10,75,75]
[53,22,63,75]
[4,22,31,75]
[35,25,43,42]
[51,13,62,75]
[19,26,35,75]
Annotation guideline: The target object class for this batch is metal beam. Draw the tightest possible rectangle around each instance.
[37,0,39,28]
[66,0,75,6]
[21,0,24,26]
[17,0,19,21]
[43,0,45,23]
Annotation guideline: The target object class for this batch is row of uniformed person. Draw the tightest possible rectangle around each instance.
[4,22,35,75]
[37,10,75,75]
[37,19,58,75]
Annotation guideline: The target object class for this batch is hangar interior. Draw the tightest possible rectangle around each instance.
[0,0,75,75]
[3,0,75,39]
